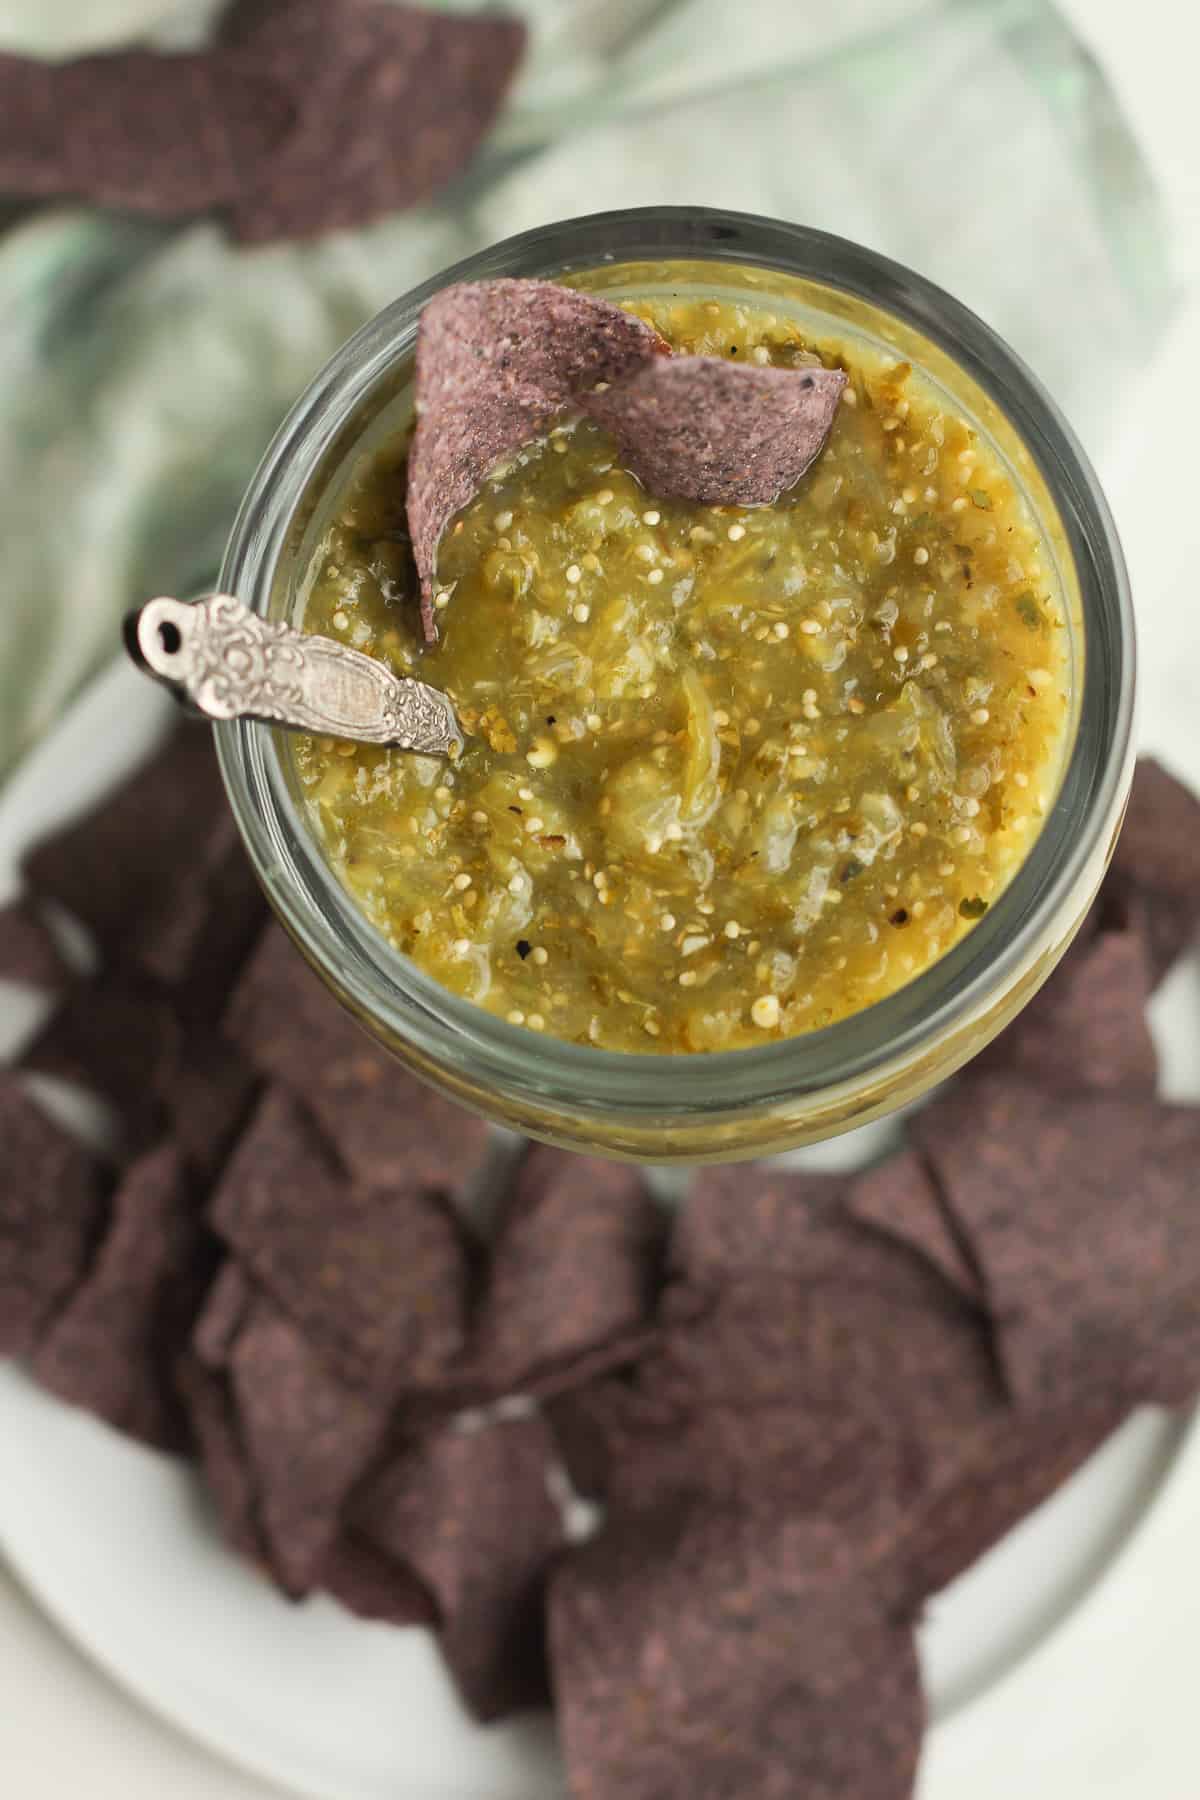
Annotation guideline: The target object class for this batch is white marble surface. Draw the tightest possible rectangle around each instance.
[1,2,1198,1794]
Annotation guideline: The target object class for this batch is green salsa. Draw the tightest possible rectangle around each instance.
[295,293,1072,1052]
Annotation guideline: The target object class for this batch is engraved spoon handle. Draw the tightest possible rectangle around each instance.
[124,594,462,757]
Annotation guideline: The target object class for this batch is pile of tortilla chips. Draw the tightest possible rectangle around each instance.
[3,735,1200,1796]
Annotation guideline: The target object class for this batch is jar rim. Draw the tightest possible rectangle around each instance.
[215,206,1134,1126]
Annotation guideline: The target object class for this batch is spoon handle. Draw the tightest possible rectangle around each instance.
[124,594,462,757]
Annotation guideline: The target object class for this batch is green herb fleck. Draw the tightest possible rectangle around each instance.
[839,856,866,885]
[969,489,994,511]
[958,896,989,919]
[1015,593,1042,630]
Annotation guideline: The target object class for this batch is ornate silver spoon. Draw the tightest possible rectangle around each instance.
[124,593,462,757]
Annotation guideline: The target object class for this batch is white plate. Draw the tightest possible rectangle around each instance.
[2,659,1199,1799]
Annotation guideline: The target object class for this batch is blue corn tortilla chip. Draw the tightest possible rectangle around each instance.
[644,1164,1005,1551]
[210,1087,471,1399]
[514,1325,665,1407]
[911,1078,1200,1412]
[651,1274,1000,1513]
[193,1260,256,1369]
[0,896,71,993]
[550,1227,1002,1561]
[319,1530,436,1627]
[150,834,268,1032]
[682,1162,966,1302]
[550,1503,924,1800]
[1109,757,1200,985]
[0,46,292,214]
[228,1296,390,1596]
[969,892,1157,1094]
[407,278,669,638]
[160,1029,261,1185]
[225,924,487,1193]
[584,355,847,506]
[22,724,265,1001]
[0,1075,110,1361]
[21,971,182,1154]
[32,1144,214,1454]
[550,1374,918,1562]
[544,1377,647,1507]
[894,1397,1132,1609]
[468,1145,665,1393]
[350,1413,562,1720]
[174,1351,268,1566]
[0,2,524,245]
[220,0,527,246]
[676,1165,849,1281]
[843,1149,983,1304]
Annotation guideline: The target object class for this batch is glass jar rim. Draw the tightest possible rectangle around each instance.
[215,205,1134,1126]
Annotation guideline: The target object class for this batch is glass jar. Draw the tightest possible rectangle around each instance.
[215,207,1134,1162]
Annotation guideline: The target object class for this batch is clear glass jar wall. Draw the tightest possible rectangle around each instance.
[216,208,1134,1162]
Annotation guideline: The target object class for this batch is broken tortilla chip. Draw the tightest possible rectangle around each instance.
[210,1087,471,1399]
[468,1145,665,1392]
[843,1149,983,1305]
[350,1414,561,1719]
[0,895,72,993]
[220,0,526,245]
[22,724,265,1009]
[1108,757,1200,985]
[550,1503,924,1800]
[225,924,486,1192]
[912,1078,1200,1412]
[174,1351,267,1565]
[0,1,525,245]
[319,1530,436,1628]
[22,971,182,1154]
[970,893,1157,1094]
[0,1075,110,1361]
[894,1397,1133,1607]
[0,46,290,215]
[229,1296,389,1596]
[584,355,846,506]
[32,1144,214,1453]
[407,278,668,638]
[193,1260,256,1370]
